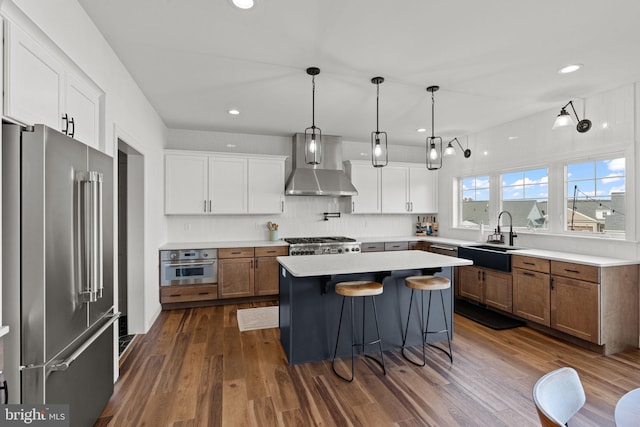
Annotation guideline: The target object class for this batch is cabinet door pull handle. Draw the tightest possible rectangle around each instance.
[551,277,554,290]
[523,261,535,266]
[209,200,212,212]
[204,200,207,212]
[61,114,69,134]
[523,272,535,277]
[198,292,209,295]
[255,259,259,268]
[170,293,181,297]
[564,269,580,274]
[482,271,486,280]
[281,200,284,212]
[69,117,75,138]
[477,271,481,280]
[352,201,355,212]
[231,251,241,255]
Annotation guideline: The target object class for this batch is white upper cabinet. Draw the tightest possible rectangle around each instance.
[348,161,438,214]
[408,166,437,213]
[164,151,286,215]
[248,158,285,214]
[4,21,103,149]
[346,161,381,214]
[381,166,410,213]
[208,156,247,214]
[164,154,209,215]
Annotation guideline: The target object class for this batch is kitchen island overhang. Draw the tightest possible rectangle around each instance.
[277,250,473,365]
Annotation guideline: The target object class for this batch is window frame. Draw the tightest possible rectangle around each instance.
[499,167,550,231]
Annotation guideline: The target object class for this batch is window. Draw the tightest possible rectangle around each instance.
[566,158,625,234]
[461,176,490,227]
[501,168,548,229]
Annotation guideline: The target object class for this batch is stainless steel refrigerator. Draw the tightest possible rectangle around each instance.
[2,123,118,426]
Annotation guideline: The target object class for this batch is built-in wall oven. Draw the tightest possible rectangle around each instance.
[160,249,218,286]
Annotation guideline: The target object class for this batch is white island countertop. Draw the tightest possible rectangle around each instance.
[277,250,472,277]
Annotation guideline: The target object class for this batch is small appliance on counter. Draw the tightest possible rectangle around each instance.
[416,216,438,236]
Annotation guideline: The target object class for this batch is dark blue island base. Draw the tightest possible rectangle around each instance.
[278,266,454,366]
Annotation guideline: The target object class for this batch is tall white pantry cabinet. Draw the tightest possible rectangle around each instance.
[164,151,286,215]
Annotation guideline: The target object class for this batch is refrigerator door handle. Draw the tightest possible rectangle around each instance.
[78,171,104,303]
[50,312,120,372]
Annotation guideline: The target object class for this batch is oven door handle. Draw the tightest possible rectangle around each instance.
[163,261,216,267]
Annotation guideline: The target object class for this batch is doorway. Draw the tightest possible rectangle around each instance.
[117,139,144,356]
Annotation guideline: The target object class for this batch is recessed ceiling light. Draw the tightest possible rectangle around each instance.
[229,0,255,10]
[601,122,609,129]
[558,64,582,74]
[508,136,519,140]
[417,128,427,133]
[228,109,240,115]
[483,150,489,156]
[360,152,368,157]
[226,144,237,148]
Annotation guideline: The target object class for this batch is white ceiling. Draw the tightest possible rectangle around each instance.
[78,0,640,147]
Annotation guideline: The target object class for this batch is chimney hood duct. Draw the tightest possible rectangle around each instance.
[285,133,358,196]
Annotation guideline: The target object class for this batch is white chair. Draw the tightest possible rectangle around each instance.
[532,367,586,426]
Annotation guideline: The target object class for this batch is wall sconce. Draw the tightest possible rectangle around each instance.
[552,100,592,133]
[370,77,388,168]
[426,85,442,170]
[443,137,472,158]
[304,67,322,164]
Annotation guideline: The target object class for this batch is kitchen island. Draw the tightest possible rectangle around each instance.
[277,250,472,365]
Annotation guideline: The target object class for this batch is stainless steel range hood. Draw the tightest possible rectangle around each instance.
[285,133,358,196]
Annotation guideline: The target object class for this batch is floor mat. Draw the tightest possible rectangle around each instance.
[237,306,279,331]
[454,299,524,330]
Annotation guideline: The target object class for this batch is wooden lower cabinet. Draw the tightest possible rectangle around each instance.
[254,246,288,296]
[513,268,551,326]
[459,266,483,302]
[551,275,600,343]
[218,246,288,299]
[458,266,512,312]
[219,257,255,299]
[161,284,218,304]
[483,269,512,312]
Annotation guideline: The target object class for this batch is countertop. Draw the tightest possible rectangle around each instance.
[160,240,288,250]
[277,250,472,277]
[160,236,638,267]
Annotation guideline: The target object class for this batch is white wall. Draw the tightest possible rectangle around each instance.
[4,0,168,332]
[166,128,427,242]
[437,83,638,259]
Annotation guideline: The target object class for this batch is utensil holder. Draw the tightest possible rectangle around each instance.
[269,230,279,241]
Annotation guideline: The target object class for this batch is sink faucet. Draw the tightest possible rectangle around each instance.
[497,211,517,246]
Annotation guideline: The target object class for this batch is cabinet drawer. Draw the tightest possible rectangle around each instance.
[361,242,385,252]
[161,284,218,303]
[551,261,599,283]
[512,255,550,273]
[219,247,255,258]
[384,241,409,251]
[255,246,288,257]
[409,241,428,251]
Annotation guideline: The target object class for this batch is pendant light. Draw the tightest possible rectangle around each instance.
[371,77,388,168]
[552,100,592,133]
[304,67,322,165]
[426,85,442,170]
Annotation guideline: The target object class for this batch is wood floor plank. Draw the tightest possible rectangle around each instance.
[97,306,640,427]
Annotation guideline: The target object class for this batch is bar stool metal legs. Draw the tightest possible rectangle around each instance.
[332,294,386,382]
[402,283,453,366]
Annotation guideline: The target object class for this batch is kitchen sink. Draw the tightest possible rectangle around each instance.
[457,245,521,272]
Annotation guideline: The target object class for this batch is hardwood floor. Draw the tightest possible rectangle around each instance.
[96,302,640,426]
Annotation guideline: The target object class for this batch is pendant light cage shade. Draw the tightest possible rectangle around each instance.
[304,67,322,165]
[304,126,322,165]
[371,76,388,168]
[426,136,443,170]
[371,131,388,168]
[425,85,442,170]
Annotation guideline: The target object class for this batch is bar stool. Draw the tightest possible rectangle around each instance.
[401,275,452,366]
[332,280,386,382]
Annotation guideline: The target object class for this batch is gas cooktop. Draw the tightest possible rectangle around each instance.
[284,236,360,256]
